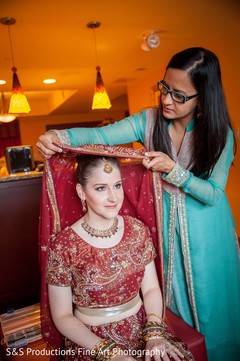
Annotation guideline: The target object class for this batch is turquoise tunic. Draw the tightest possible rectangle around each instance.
[55,108,240,361]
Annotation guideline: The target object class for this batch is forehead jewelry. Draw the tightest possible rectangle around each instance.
[103,159,113,173]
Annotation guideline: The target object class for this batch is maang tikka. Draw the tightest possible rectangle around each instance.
[103,159,113,174]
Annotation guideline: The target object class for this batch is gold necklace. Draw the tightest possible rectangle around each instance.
[81,217,119,238]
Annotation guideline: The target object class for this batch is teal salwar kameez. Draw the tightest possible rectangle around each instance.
[53,108,240,360]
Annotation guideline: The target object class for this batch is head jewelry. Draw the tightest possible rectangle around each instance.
[103,159,113,173]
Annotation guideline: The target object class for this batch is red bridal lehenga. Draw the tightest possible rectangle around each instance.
[39,143,194,360]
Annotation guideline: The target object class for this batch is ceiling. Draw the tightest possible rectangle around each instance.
[0,0,239,118]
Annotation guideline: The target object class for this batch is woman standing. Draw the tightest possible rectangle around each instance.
[38,47,240,360]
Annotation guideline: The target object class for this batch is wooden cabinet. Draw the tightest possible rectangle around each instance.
[0,175,42,313]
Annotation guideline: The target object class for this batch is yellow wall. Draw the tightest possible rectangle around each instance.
[127,23,240,235]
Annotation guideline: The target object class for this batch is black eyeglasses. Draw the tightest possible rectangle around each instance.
[157,80,198,104]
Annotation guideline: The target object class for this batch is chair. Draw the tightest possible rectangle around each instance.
[166,309,208,361]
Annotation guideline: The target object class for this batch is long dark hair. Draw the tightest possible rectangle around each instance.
[153,47,236,178]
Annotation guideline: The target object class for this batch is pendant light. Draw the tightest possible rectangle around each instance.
[87,21,111,110]
[0,17,31,114]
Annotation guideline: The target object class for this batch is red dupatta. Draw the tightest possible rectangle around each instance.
[39,143,164,350]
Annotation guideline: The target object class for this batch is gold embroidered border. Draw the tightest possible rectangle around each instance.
[45,159,61,234]
[55,143,146,159]
[165,194,177,308]
[152,172,165,316]
[178,194,200,331]
[164,162,190,187]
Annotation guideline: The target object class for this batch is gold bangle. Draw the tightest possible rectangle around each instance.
[142,320,167,343]
[146,313,163,322]
[109,345,125,359]
[91,339,115,360]
[143,321,163,329]
[144,320,167,331]
[91,339,125,361]
[143,334,165,342]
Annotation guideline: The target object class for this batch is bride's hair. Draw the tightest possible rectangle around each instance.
[76,155,120,187]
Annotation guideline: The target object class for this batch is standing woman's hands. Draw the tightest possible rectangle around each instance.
[36,132,63,159]
[142,151,175,174]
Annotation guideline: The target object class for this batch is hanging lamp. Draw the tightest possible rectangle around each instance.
[0,17,31,114]
[87,21,111,110]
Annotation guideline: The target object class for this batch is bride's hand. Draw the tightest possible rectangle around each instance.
[145,338,184,361]
[113,355,136,361]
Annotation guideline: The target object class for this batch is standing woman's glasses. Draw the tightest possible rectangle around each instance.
[157,80,198,104]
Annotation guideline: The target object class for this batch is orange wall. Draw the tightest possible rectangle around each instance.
[18,24,240,234]
[127,23,240,235]
[204,23,240,236]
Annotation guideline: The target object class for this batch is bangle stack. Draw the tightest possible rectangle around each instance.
[142,317,195,361]
[90,321,194,361]
[91,338,125,361]
[142,320,167,342]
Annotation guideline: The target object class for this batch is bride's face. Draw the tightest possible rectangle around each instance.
[77,164,124,221]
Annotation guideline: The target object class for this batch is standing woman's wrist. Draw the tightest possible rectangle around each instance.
[162,162,190,187]
[46,129,71,145]
[166,160,176,174]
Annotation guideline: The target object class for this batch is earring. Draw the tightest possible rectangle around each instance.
[81,199,87,213]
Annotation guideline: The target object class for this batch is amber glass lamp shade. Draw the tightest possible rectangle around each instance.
[9,67,31,114]
[92,66,111,110]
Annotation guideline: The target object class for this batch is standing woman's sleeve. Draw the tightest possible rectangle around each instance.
[52,111,148,146]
